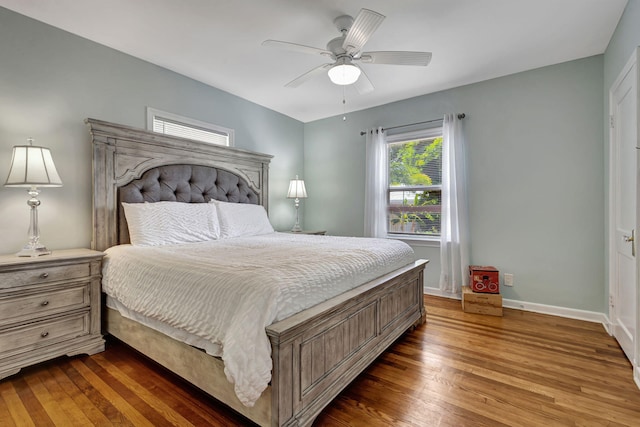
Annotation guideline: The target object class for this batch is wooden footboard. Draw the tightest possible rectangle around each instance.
[267,259,427,426]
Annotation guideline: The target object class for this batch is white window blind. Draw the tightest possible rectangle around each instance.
[147,108,234,146]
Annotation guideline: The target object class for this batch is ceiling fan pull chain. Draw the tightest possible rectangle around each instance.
[342,86,347,121]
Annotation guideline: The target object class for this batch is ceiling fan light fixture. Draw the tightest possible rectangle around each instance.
[328,63,361,85]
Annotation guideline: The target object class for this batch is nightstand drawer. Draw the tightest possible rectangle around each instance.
[0,283,90,326]
[0,312,90,357]
[0,263,91,289]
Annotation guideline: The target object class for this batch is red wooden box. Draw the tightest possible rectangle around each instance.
[469,265,499,294]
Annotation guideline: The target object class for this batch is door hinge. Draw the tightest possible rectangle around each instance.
[610,115,615,128]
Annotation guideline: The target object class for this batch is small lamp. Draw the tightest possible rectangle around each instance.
[287,175,307,232]
[4,139,63,257]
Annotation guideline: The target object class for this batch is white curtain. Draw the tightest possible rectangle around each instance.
[439,114,470,294]
[364,127,388,238]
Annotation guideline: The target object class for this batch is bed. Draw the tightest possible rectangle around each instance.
[87,118,428,427]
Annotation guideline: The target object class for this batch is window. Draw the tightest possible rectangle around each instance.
[387,127,443,238]
[146,107,234,146]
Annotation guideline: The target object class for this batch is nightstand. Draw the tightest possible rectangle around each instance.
[286,230,327,235]
[0,248,105,379]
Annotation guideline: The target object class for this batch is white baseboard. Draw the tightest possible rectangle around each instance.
[501,298,608,325]
[424,286,461,300]
[601,314,613,335]
[635,366,640,390]
[424,286,608,326]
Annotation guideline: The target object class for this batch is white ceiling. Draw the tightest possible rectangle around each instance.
[0,0,628,123]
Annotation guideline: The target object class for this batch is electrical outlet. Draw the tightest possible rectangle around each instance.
[504,273,514,287]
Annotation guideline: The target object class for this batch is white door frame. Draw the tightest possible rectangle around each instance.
[636,46,640,390]
[608,46,640,389]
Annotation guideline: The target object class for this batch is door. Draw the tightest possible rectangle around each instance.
[609,48,638,365]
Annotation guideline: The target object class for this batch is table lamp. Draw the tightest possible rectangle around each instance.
[4,139,63,256]
[287,175,307,232]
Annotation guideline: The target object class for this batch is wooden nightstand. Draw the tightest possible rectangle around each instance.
[0,248,105,379]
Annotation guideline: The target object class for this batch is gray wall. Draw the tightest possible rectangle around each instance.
[0,7,304,254]
[305,55,605,312]
[2,4,629,315]
[603,0,640,315]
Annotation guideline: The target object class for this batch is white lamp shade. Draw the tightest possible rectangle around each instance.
[328,63,361,85]
[5,145,63,187]
[287,177,307,199]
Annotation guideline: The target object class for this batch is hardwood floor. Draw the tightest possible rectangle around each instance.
[1,296,639,426]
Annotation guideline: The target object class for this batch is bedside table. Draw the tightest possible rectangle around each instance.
[0,248,105,379]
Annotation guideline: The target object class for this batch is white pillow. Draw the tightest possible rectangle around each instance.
[122,201,220,246]
[213,201,274,238]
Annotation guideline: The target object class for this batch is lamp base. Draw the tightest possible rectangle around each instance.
[16,243,51,257]
[291,201,303,232]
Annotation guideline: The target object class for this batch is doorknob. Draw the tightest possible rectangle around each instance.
[624,229,635,256]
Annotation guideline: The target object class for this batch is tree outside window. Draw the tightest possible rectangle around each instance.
[388,134,442,237]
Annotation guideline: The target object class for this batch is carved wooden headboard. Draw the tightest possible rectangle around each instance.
[86,118,272,251]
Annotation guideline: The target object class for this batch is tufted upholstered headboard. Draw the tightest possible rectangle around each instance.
[87,118,272,251]
[116,164,261,244]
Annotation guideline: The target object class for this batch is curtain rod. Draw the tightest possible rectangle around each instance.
[359,113,465,136]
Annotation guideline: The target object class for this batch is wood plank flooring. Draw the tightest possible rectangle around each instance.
[1,296,639,426]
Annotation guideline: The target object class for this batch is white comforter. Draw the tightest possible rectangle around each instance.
[102,232,415,406]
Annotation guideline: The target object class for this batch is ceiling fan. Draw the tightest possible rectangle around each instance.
[262,8,432,94]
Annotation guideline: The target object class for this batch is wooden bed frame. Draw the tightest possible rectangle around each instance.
[87,118,428,427]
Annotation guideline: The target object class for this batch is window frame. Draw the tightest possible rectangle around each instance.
[386,126,443,244]
[146,107,235,147]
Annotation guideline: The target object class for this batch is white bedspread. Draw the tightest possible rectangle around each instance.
[102,232,415,406]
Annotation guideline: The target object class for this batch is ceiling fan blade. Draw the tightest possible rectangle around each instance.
[353,66,374,94]
[358,51,432,66]
[262,40,334,58]
[343,9,385,56]
[285,63,333,88]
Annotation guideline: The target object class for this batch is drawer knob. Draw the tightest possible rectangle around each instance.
[41,300,49,306]
[40,331,49,338]
[39,272,49,279]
